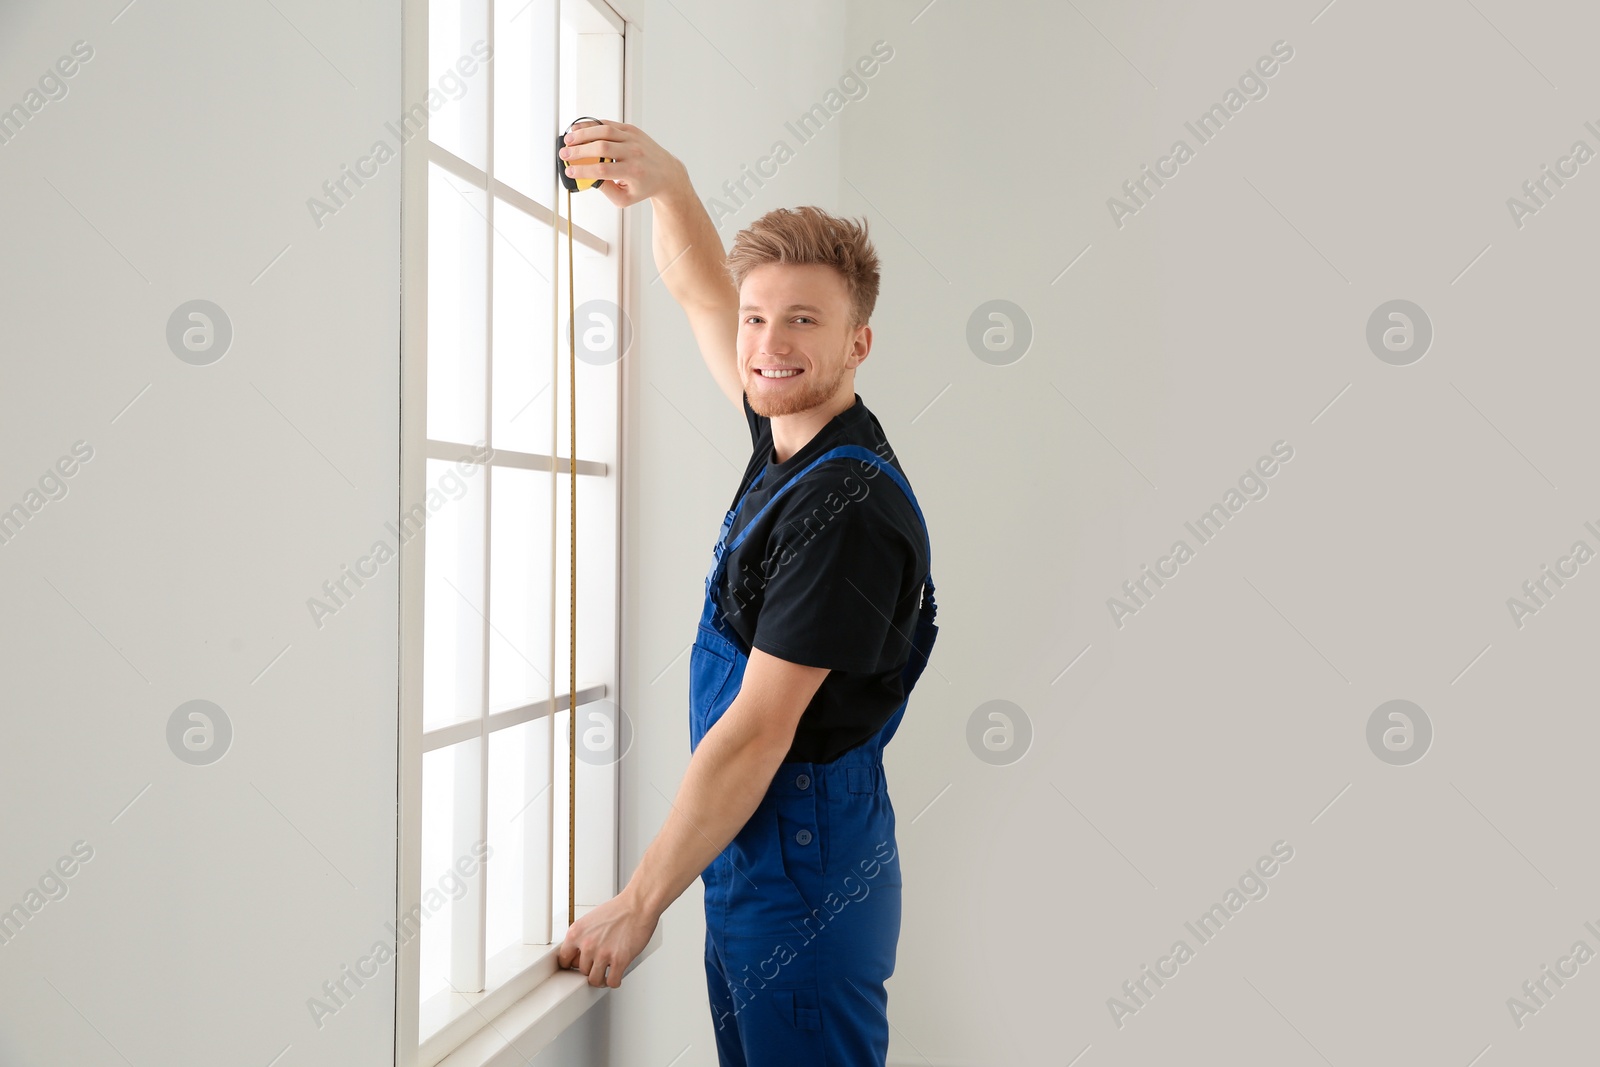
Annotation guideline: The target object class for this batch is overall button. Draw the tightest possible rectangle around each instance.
[794,828,812,846]
[795,773,810,789]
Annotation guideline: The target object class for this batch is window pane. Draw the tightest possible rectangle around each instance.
[487,717,553,957]
[427,161,488,445]
[428,0,489,172]
[490,196,555,455]
[550,8,623,468]
[556,13,623,255]
[419,736,485,1006]
[573,697,619,904]
[553,451,615,697]
[550,230,621,465]
[424,457,486,732]
[494,0,557,208]
[489,465,553,715]
[551,705,572,925]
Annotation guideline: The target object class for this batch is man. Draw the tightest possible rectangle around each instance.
[556,120,939,1066]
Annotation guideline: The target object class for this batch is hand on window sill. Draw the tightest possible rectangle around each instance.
[556,884,659,988]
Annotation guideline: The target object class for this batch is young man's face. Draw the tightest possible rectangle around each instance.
[738,262,869,418]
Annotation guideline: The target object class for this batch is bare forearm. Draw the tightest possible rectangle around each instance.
[625,699,787,919]
[651,165,737,310]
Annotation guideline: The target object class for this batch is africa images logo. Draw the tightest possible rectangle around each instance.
[1107,840,1295,1029]
[306,40,491,230]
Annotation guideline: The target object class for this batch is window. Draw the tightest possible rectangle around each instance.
[398,0,630,1062]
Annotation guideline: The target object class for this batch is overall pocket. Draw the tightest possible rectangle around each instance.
[688,637,736,746]
[716,932,826,1056]
[724,801,819,933]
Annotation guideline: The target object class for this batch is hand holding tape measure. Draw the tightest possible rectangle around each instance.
[558,117,687,208]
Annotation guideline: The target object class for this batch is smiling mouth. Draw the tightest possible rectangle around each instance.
[755,368,803,379]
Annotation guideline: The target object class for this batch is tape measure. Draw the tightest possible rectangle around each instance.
[556,116,611,929]
[558,114,614,193]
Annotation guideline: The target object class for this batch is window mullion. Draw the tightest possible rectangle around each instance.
[473,0,497,994]
[521,0,558,951]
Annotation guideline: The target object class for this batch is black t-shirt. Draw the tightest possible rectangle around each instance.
[712,390,931,764]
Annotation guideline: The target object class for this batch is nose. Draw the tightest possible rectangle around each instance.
[754,320,791,356]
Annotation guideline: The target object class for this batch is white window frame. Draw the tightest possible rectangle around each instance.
[397,0,651,1064]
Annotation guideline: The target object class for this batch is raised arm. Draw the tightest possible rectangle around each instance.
[560,120,742,414]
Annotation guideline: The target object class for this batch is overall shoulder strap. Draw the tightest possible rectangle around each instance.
[727,445,930,564]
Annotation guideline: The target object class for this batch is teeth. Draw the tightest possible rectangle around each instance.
[760,369,800,378]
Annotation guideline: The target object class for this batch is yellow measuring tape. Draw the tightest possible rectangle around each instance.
[557,116,612,927]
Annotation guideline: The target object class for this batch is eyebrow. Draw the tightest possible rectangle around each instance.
[739,304,825,314]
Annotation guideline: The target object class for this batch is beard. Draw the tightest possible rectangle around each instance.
[746,358,850,418]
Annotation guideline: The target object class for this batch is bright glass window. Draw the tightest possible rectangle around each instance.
[401,0,627,1061]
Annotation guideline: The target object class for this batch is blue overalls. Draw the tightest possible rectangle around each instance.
[690,445,939,1067]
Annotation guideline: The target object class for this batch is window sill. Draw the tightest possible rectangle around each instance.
[424,911,664,1067]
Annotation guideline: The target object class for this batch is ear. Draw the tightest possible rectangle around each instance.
[850,324,872,367]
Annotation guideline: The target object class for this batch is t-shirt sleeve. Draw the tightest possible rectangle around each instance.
[749,494,911,674]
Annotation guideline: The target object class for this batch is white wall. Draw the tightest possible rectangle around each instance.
[844,3,1600,1065]
[614,1,1600,1066]
[0,2,404,1064]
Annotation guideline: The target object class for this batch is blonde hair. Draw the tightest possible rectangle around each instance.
[725,205,881,329]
